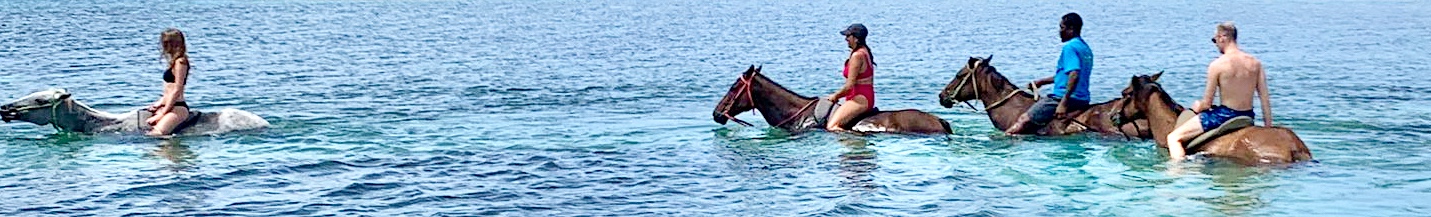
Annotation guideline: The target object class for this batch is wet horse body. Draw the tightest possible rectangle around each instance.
[940,56,1151,137]
[1,89,269,136]
[1115,75,1312,165]
[714,66,951,134]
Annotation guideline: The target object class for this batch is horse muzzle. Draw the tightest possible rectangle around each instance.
[939,98,956,108]
[713,114,729,125]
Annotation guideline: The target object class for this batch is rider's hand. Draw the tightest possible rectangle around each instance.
[1191,100,1208,112]
[1054,105,1067,119]
[827,94,841,102]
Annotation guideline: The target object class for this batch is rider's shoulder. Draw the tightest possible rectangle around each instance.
[849,50,870,59]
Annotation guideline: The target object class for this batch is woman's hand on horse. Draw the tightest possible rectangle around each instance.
[826,94,841,102]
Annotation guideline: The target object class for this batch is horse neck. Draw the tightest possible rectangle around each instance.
[1143,90,1183,145]
[53,99,121,132]
[750,75,814,127]
[975,70,1033,130]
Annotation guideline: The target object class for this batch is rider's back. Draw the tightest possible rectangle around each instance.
[1212,51,1264,111]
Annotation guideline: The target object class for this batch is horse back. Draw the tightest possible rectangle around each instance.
[851,109,952,134]
[1199,126,1313,165]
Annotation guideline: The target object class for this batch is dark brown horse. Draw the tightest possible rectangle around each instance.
[1113,74,1313,165]
[713,66,951,134]
[938,56,1152,138]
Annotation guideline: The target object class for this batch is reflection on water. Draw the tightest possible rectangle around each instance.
[838,137,877,193]
[151,139,196,171]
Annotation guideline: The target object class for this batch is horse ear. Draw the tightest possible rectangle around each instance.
[986,55,993,64]
[1150,71,1164,82]
[58,92,71,100]
[756,65,762,72]
[967,57,978,68]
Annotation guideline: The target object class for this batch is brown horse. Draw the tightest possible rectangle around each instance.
[938,56,1152,138]
[1112,74,1313,165]
[713,66,951,134]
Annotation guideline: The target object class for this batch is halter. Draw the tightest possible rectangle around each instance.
[716,70,819,129]
[1110,91,1146,141]
[5,97,69,132]
[949,60,1027,111]
[716,72,758,127]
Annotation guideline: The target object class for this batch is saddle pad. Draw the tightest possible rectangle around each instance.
[1176,110,1252,150]
[812,97,837,127]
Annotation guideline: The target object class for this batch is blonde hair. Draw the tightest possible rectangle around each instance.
[160,28,187,67]
[1217,21,1238,42]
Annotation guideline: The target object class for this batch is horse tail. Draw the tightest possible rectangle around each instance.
[939,119,953,134]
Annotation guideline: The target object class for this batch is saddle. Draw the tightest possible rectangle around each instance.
[138,110,204,134]
[810,97,880,129]
[1174,110,1253,150]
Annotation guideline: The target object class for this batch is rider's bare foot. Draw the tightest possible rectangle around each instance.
[145,131,174,139]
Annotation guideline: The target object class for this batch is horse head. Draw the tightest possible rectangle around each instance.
[713,65,762,126]
[1112,72,1164,126]
[939,55,994,108]
[1,88,71,125]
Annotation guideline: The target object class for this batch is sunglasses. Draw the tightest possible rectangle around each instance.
[1210,37,1218,44]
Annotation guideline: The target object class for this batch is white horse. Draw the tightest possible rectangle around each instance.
[1,89,269,135]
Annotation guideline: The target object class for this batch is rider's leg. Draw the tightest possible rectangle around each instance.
[1165,115,1204,160]
[147,106,190,136]
[827,95,870,132]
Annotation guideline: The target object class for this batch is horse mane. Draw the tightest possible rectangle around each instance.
[749,70,816,100]
[1087,98,1121,107]
[978,63,1034,99]
[1145,81,1186,113]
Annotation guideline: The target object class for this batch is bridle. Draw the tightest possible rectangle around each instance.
[1111,83,1152,141]
[948,60,1025,112]
[715,70,818,129]
[1110,98,1142,141]
[3,96,69,132]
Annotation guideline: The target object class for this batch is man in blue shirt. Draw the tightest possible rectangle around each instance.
[1006,13,1094,135]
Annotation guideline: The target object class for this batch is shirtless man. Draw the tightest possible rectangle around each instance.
[1166,22,1274,160]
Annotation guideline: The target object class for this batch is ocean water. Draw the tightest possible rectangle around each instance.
[1,0,1428,216]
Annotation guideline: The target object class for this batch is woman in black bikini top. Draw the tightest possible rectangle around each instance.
[145,28,192,136]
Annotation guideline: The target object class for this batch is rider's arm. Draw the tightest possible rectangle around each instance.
[1196,64,1220,112]
[1257,66,1273,126]
[1056,71,1078,112]
[829,52,867,100]
[158,59,188,113]
[1032,76,1055,87]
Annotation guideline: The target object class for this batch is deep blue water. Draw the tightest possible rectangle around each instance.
[1,0,1428,216]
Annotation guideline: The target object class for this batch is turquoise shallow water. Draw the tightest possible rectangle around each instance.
[1,0,1429,216]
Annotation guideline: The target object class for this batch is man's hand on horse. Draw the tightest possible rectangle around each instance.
[1054,105,1068,119]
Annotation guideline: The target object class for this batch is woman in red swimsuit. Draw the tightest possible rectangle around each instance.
[826,23,876,132]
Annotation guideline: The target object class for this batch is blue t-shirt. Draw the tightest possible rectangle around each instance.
[1049,37,1093,101]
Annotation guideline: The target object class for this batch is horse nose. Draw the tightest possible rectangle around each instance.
[939,98,954,108]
